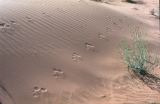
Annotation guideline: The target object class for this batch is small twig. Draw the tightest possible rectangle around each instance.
[144,59,155,65]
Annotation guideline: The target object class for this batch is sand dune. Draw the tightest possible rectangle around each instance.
[0,0,159,104]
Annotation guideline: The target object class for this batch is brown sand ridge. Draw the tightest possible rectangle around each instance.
[0,0,159,104]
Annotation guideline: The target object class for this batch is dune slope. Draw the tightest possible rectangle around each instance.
[0,0,159,104]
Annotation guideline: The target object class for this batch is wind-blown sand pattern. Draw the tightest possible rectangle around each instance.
[0,0,159,104]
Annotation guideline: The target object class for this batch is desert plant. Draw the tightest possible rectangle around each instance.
[121,33,159,76]
[121,33,160,92]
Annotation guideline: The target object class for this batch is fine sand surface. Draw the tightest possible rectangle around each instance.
[0,0,159,104]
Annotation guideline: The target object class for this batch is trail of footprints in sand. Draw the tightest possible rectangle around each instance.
[1,8,156,104]
[29,28,109,103]
[29,45,160,103]
[32,74,160,104]
[0,16,35,34]
[50,75,158,104]
[32,78,112,104]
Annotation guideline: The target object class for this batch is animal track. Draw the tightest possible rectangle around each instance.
[52,68,65,79]
[85,42,95,52]
[72,52,82,62]
[25,16,33,22]
[32,86,48,98]
[0,21,17,33]
[98,33,109,41]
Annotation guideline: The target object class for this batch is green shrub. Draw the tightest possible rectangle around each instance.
[121,34,159,75]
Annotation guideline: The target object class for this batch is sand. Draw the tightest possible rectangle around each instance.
[0,0,159,104]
